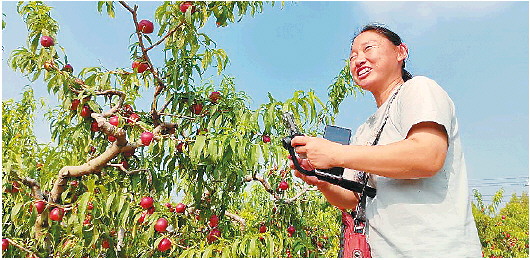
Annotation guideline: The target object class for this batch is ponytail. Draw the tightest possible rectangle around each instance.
[402,65,412,82]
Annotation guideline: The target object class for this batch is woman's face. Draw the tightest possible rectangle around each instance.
[349,31,406,91]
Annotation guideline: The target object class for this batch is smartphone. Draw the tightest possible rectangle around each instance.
[317,125,351,177]
[323,125,351,145]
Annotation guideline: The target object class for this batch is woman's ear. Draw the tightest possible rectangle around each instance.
[397,43,408,62]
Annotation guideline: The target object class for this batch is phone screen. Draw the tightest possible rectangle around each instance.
[323,125,351,145]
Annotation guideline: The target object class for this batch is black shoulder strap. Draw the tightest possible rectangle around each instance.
[354,85,402,224]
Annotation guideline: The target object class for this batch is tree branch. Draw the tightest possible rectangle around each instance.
[285,186,318,204]
[225,211,246,230]
[107,163,149,175]
[145,23,183,51]
[244,174,281,201]
[5,238,38,257]
[21,177,45,200]
[49,116,143,204]
[54,65,126,118]
[119,0,167,126]
[116,228,125,252]
[94,90,126,117]
[158,95,174,114]
[158,112,195,120]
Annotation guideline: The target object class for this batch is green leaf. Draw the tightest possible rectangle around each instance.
[231,238,240,256]
[267,235,275,257]
[214,114,223,129]
[10,202,23,224]
[74,215,83,235]
[191,135,206,161]
[262,143,270,163]
[202,244,214,258]
[230,138,237,154]
[208,139,217,161]
[180,247,195,258]
[28,206,37,227]
[90,228,100,248]
[106,1,115,18]
[105,193,116,216]
[251,144,260,168]
[249,237,257,257]
[77,192,91,220]
[120,206,130,227]
[117,195,126,214]
[85,177,96,193]
[221,246,231,257]
[185,7,192,24]
[97,1,104,13]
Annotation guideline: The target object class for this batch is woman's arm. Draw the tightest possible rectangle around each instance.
[291,121,448,179]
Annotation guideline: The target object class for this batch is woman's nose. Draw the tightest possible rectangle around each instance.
[354,53,366,67]
[351,57,366,76]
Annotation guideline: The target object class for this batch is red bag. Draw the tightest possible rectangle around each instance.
[340,211,372,258]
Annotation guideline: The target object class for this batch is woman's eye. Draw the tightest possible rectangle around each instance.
[365,45,373,51]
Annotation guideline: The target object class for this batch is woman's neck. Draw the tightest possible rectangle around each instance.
[372,77,405,107]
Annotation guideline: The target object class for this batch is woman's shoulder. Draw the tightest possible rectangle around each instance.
[402,76,448,95]
[405,75,439,86]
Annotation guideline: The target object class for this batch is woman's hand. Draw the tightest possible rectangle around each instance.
[290,136,344,170]
[288,155,329,188]
[288,154,358,210]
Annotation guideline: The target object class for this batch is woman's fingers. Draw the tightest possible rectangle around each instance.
[291,135,310,147]
[289,156,314,171]
[289,155,322,186]
[299,158,315,171]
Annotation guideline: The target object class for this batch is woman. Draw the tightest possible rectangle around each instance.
[290,24,482,257]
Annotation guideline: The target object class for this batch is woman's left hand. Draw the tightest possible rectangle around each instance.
[291,136,344,170]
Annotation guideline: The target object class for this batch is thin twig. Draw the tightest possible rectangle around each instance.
[285,186,318,204]
[94,90,126,117]
[158,113,195,120]
[107,163,149,175]
[158,95,175,114]
[5,238,38,257]
[145,24,183,51]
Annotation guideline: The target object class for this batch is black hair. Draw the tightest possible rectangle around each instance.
[353,24,413,82]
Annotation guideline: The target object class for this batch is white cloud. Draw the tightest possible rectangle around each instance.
[357,1,513,36]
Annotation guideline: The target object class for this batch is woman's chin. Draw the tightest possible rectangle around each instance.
[356,80,373,91]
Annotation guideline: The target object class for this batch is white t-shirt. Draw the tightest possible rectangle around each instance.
[344,76,482,257]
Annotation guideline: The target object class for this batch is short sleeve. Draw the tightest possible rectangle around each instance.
[395,76,454,138]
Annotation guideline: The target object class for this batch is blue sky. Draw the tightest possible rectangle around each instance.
[2,1,528,198]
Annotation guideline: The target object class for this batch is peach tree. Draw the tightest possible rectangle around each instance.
[472,189,529,258]
[3,1,360,257]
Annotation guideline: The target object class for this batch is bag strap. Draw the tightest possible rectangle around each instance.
[354,85,402,229]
